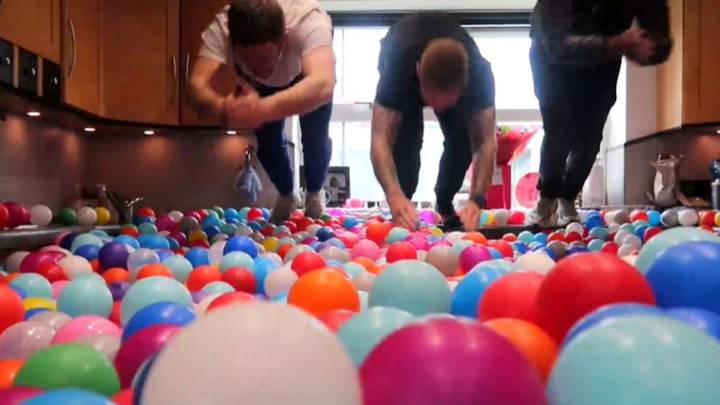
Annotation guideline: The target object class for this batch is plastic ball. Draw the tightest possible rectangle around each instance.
[386,242,417,263]
[636,227,720,272]
[0,359,24,389]
[563,303,664,346]
[424,245,458,277]
[0,321,54,359]
[290,251,327,277]
[677,209,699,227]
[186,266,221,292]
[57,208,77,226]
[337,307,415,366]
[288,269,359,316]
[120,277,192,325]
[667,308,720,340]
[201,281,235,295]
[29,205,52,227]
[369,260,450,316]
[451,266,507,318]
[57,277,112,318]
[52,315,120,345]
[263,267,298,299]
[115,325,181,388]
[350,239,380,261]
[9,274,51,299]
[223,236,258,258]
[478,272,542,323]
[76,207,98,226]
[536,253,656,342]
[23,389,114,405]
[458,245,492,274]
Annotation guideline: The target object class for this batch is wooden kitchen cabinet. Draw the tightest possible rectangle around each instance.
[180,0,235,126]
[0,0,61,63]
[658,0,720,130]
[63,0,101,115]
[101,0,180,125]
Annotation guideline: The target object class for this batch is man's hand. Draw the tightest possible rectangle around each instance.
[388,193,418,231]
[223,84,265,130]
[459,201,482,232]
[611,28,657,65]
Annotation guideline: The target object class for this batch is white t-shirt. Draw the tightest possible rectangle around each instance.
[199,0,333,88]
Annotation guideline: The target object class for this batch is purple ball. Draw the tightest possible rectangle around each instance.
[192,291,210,304]
[98,242,130,270]
[459,245,493,273]
[109,282,131,301]
[0,387,44,405]
[360,318,546,405]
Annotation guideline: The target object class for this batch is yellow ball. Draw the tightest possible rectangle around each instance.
[430,227,444,237]
[23,297,56,311]
[95,207,111,225]
[485,211,496,226]
[263,237,279,253]
[188,230,209,244]
[715,212,720,227]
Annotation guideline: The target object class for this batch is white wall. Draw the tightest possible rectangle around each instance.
[626,64,659,141]
[319,0,536,12]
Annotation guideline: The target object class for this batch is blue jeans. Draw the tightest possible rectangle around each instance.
[254,77,333,196]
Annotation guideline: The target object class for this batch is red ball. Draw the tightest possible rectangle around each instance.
[291,251,327,277]
[261,225,276,237]
[221,267,257,294]
[0,203,8,229]
[367,221,392,246]
[197,209,209,221]
[478,272,544,324]
[122,225,140,238]
[337,232,360,249]
[291,209,305,220]
[186,265,221,292]
[206,291,256,313]
[283,221,298,234]
[136,207,156,218]
[630,210,649,223]
[487,240,513,258]
[112,389,134,405]
[643,227,662,242]
[20,251,63,274]
[700,211,717,227]
[277,244,294,260]
[0,285,25,334]
[37,262,68,283]
[4,202,29,228]
[601,242,619,254]
[536,253,656,342]
[548,232,565,243]
[502,233,518,242]
[110,301,122,326]
[508,211,526,225]
[297,217,315,232]
[386,242,417,263]
[565,232,582,243]
[317,309,356,332]
[247,208,263,222]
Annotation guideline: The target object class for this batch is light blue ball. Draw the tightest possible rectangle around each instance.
[24,388,114,405]
[219,251,255,273]
[636,227,720,272]
[10,273,52,298]
[548,316,720,405]
[239,207,250,221]
[344,262,366,278]
[114,235,140,249]
[202,281,235,295]
[369,260,451,316]
[619,223,636,234]
[220,223,237,236]
[90,229,110,238]
[253,256,280,295]
[137,234,170,250]
[120,276,192,325]
[518,231,534,244]
[588,239,605,252]
[273,293,288,303]
[648,210,662,227]
[163,256,193,283]
[386,227,411,244]
[138,222,158,235]
[451,266,507,318]
[589,227,608,241]
[452,240,474,255]
[532,233,548,245]
[337,307,415,366]
[476,259,516,273]
[224,208,240,221]
[58,276,113,317]
[70,233,103,253]
[358,291,369,311]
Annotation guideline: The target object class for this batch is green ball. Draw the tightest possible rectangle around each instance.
[320,214,332,222]
[57,208,77,226]
[211,206,225,218]
[15,343,120,396]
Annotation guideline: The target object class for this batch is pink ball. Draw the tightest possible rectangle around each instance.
[155,215,178,233]
[0,387,43,405]
[351,239,381,260]
[431,240,452,249]
[114,324,181,388]
[419,210,439,225]
[459,245,493,274]
[51,280,69,299]
[405,236,431,251]
[51,315,121,345]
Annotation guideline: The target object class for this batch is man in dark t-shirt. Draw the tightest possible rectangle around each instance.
[371,13,497,231]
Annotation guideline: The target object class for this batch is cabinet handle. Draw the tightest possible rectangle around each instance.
[185,53,190,80]
[171,55,178,106]
[68,17,77,80]
[1,56,11,65]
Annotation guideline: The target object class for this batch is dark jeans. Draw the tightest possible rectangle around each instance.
[393,103,474,217]
[254,78,333,196]
[530,42,621,201]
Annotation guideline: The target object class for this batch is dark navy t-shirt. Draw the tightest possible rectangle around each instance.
[375,13,495,112]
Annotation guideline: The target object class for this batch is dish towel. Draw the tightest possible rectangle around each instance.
[234,146,263,204]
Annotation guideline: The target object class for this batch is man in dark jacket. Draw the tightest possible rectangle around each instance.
[529,0,672,227]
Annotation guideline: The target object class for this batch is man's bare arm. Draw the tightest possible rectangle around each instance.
[188,56,230,120]
[469,106,498,199]
[370,103,403,199]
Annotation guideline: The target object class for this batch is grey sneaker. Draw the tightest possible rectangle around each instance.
[529,198,558,228]
[557,198,581,226]
[304,191,325,219]
[270,194,297,224]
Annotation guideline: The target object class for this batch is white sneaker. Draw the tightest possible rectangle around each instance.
[304,191,325,219]
[270,194,297,224]
[557,198,581,226]
[529,198,558,228]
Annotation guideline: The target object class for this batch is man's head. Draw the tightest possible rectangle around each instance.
[228,0,287,79]
[417,38,469,112]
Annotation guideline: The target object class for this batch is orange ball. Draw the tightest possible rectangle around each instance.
[353,257,381,275]
[367,221,392,246]
[463,232,488,245]
[136,264,173,280]
[90,259,102,273]
[277,243,294,259]
[103,268,130,284]
[485,318,558,383]
[186,265,221,292]
[0,359,23,389]
[288,269,360,316]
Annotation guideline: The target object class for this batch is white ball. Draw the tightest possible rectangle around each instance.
[678,209,699,227]
[264,267,298,299]
[417,250,427,261]
[77,207,98,226]
[29,205,53,227]
[613,231,630,246]
[493,210,509,226]
[208,241,227,265]
[623,254,639,267]
[284,245,313,263]
[319,246,350,263]
[352,271,376,292]
[77,334,121,361]
[445,231,465,245]
[139,304,362,405]
[306,224,321,237]
[617,244,636,258]
[566,222,584,236]
[607,224,621,234]
[5,251,30,273]
[58,255,93,279]
[622,234,643,250]
[168,210,184,223]
[425,245,458,277]
[515,251,555,274]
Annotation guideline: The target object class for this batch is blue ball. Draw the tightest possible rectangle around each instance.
[647,241,720,313]
[316,227,335,242]
[138,234,170,250]
[248,222,262,232]
[226,217,240,225]
[156,249,174,262]
[563,303,664,346]
[487,247,503,260]
[635,225,650,239]
[532,233,548,245]
[91,229,110,238]
[25,308,49,320]
[311,241,322,251]
[343,217,360,229]
[24,389,114,405]
[74,245,100,261]
[167,237,180,250]
[325,238,346,249]
[121,277,192,325]
[253,256,280,295]
[185,247,210,268]
[224,208,240,221]
[113,235,140,249]
[59,232,80,251]
[518,231,534,244]
[541,247,559,260]
[667,308,720,341]
[203,225,222,239]
[71,233,103,253]
[647,210,662,227]
[239,207,250,221]
[451,266,507,318]
[261,208,271,220]
[566,246,589,256]
[203,215,222,228]
[58,276,113,318]
[512,242,528,254]
[224,236,259,258]
[10,286,27,299]
[585,215,604,230]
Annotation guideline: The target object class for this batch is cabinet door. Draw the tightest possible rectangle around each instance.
[180,0,235,126]
[63,0,101,115]
[0,0,61,63]
[101,0,179,125]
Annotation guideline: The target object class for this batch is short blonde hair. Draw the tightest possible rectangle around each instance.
[419,38,469,91]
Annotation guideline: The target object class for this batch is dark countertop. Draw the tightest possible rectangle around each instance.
[0,225,123,251]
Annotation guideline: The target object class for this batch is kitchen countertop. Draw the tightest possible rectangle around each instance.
[0,225,123,251]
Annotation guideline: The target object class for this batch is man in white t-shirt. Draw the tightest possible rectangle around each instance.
[189,0,335,223]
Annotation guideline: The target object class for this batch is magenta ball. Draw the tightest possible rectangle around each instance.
[458,245,493,273]
[20,251,63,274]
[419,210,438,225]
[114,324,181,388]
[156,215,177,233]
[0,387,43,405]
[406,236,431,251]
[360,318,546,405]
[171,231,187,247]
